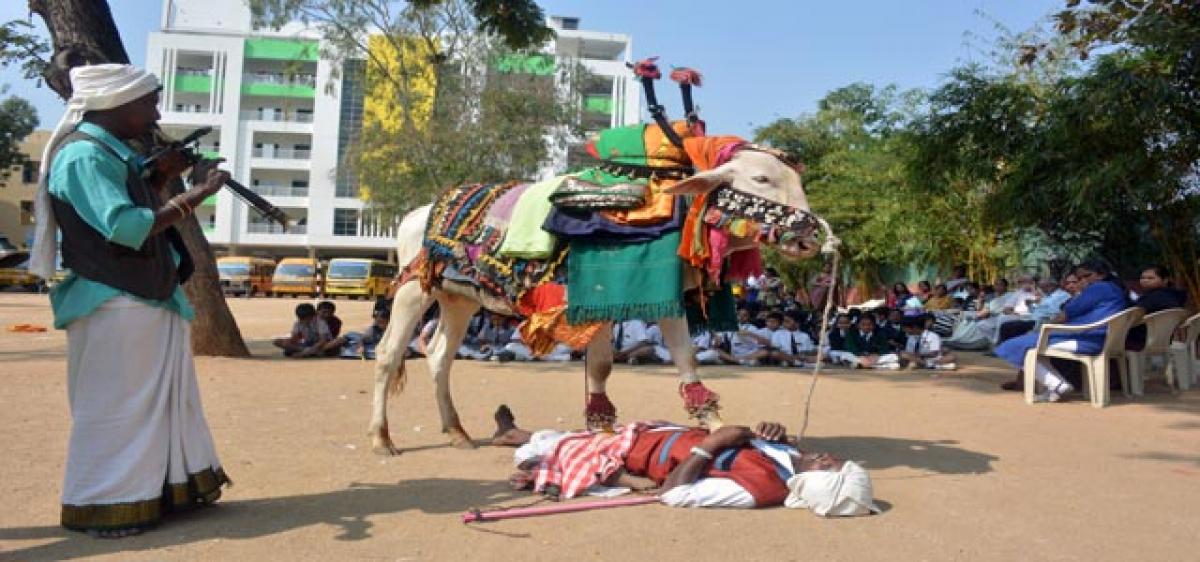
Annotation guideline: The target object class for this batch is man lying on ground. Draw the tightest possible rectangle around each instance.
[491,406,879,517]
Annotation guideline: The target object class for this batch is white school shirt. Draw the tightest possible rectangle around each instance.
[771,329,815,355]
[731,323,768,355]
[904,329,942,356]
[646,323,664,346]
[613,319,650,352]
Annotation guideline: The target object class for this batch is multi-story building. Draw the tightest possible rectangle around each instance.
[0,130,50,250]
[148,0,640,260]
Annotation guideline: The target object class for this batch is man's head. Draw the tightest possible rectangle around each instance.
[1061,272,1080,295]
[373,308,390,327]
[835,314,851,331]
[295,303,316,320]
[857,315,876,334]
[1140,265,1171,291]
[70,65,163,139]
[785,460,880,517]
[736,307,752,323]
[317,301,336,317]
[933,283,948,298]
[888,308,903,324]
[1015,275,1035,292]
[993,278,1009,294]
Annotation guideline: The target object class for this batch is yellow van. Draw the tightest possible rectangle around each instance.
[272,257,322,298]
[324,258,398,299]
[0,259,42,291]
[218,256,276,297]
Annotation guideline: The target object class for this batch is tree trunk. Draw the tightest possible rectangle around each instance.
[30,0,251,356]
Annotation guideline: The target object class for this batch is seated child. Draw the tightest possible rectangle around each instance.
[899,315,957,370]
[338,308,391,359]
[273,303,332,358]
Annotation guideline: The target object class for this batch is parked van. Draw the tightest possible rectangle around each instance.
[217,256,276,297]
[324,258,397,299]
[272,257,322,297]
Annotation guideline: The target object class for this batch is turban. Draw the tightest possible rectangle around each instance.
[30,64,161,279]
[785,460,881,517]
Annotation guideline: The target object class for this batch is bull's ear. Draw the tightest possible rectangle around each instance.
[664,165,731,195]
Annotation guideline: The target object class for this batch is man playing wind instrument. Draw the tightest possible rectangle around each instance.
[30,64,230,537]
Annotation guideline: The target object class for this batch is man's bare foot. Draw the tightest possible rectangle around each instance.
[491,405,532,446]
[87,527,145,539]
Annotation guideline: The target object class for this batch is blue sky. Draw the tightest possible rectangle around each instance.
[2,0,1061,137]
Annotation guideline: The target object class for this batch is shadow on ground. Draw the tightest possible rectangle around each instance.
[0,478,519,561]
[800,436,999,476]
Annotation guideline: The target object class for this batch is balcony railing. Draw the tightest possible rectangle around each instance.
[251,147,311,160]
[247,222,306,234]
[250,183,309,197]
[243,73,316,87]
[240,110,314,123]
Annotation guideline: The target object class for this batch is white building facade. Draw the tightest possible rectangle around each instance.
[148,1,640,259]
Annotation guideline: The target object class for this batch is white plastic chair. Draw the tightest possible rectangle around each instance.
[1126,308,1188,395]
[1024,308,1144,408]
[1167,312,1200,391]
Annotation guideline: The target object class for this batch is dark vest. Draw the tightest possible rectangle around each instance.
[48,129,192,301]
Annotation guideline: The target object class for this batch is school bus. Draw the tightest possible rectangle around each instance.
[271,257,322,298]
[323,258,398,299]
[217,256,276,297]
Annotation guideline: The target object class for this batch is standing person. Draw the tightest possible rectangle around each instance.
[29,64,231,536]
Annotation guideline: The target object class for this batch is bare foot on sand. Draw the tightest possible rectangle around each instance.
[491,405,532,446]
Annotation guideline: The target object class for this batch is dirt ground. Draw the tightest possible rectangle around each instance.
[0,293,1197,561]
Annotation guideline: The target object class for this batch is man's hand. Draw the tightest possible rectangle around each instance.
[153,148,191,181]
[753,422,788,443]
[188,158,228,198]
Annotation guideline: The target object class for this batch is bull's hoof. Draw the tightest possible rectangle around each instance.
[448,426,477,449]
[681,382,721,423]
[371,436,402,456]
[585,392,618,432]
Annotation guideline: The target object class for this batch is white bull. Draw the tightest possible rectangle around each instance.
[368,148,818,455]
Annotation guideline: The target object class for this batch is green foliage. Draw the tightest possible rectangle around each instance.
[0,93,38,179]
[248,0,582,214]
[0,20,50,84]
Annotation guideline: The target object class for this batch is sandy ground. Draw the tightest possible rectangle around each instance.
[0,292,1197,561]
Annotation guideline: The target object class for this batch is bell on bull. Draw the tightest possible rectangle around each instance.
[366,58,825,455]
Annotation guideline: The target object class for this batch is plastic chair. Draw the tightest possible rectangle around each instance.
[1024,308,1144,408]
[1167,312,1200,391]
[1126,308,1188,395]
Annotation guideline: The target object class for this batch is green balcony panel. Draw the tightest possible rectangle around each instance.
[495,53,555,76]
[201,195,217,206]
[584,95,612,114]
[244,38,319,61]
[202,225,216,235]
[200,150,221,159]
[241,82,315,98]
[174,74,212,93]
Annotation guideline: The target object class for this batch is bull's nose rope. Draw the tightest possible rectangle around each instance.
[797,216,840,446]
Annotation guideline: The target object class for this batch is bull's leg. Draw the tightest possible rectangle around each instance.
[369,281,434,455]
[584,322,618,431]
[426,294,480,449]
[659,316,723,427]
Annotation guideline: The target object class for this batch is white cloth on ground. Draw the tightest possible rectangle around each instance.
[785,460,880,517]
[62,296,223,508]
[31,64,161,278]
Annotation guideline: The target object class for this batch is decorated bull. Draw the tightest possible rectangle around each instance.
[368,60,825,454]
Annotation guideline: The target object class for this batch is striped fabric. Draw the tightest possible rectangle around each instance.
[533,422,679,499]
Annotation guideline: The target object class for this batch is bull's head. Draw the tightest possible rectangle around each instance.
[666,145,821,259]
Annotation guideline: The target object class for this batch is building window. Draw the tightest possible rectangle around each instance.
[21,161,37,184]
[333,208,358,236]
[20,201,34,225]
[336,59,366,198]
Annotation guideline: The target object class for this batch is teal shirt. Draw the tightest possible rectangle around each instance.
[47,121,194,329]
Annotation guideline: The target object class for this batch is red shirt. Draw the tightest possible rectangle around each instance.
[625,428,790,507]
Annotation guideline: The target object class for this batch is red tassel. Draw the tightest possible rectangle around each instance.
[585,138,599,160]
[632,57,661,80]
[669,67,703,87]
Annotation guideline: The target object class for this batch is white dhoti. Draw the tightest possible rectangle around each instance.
[62,297,228,530]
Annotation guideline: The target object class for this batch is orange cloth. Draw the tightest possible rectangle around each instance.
[682,135,745,171]
[600,121,694,225]
[7,324,47,333]
[516,283,603,355]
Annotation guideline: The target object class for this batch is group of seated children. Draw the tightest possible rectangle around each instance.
[826,311,957,371]
[273,300,390,359]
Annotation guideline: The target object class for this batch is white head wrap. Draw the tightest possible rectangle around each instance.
[29,64,161,279]
[785,460,881,517]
